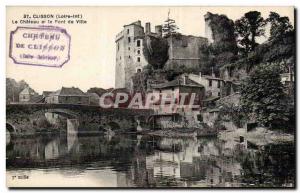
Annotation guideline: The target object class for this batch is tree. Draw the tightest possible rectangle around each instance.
[87,87,107,97]
[267,12,293,41]
[240,65,289,128]
[143,35,169,69]
[6,78,29,103]
[235,11,266,54]
[162,10,179,37]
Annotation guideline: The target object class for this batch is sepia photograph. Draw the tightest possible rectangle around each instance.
[5,6,295,188]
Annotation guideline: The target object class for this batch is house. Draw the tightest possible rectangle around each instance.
[147,75,205,128]
[19,87,38,103]
[150,75,205,114]
[188,72,223,98]
[45,87,89,105]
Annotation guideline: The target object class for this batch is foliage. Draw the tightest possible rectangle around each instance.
[215,104,247,129]
[267,12,293,41]
[232,11,295,72]
[235,11,266,54]
[199,13,238,74]
[240,65,290,128]
[165,65,193,81]
[199,43,238,75]
[235,29,295,72]
[36,117,51,128]
[206,12,237,53]
[87,87,107,97]
[162,14,179,37]
[6,78,29,103]
[143,35,169,70]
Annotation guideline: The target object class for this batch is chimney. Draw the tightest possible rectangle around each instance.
[183,74,188,85]
[155,25,162,37]
[145,22,151,34]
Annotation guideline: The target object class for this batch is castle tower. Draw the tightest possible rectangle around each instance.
[204,12,214,44]
[115,21,148,89]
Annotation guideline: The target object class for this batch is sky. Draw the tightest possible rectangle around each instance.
[6,6,294,94]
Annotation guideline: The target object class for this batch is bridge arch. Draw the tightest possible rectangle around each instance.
[46,109,78,119]
[6,123,16,145]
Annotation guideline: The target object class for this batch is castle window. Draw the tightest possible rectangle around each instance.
[137,40,141,47]
[209,80,212,87]
[137,68,142,73]
[217,81,220,88]
[117,43,119,51]
[120,56,121,60]
[127,29,129,34]
[137,50,140,54]
[128,47,130,50]
[128,55,131,58]
[128,37,131,43]
[137,57,140,62]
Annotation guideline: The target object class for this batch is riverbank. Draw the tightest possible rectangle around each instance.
[219,127,294,146]
[146,127,218,138]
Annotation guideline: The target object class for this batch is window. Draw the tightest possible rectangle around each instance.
[120,56,121,60]
[218,92,220,96]
[128,47,130,50]
[217,81,220,88]
[128,37,131,43]
[117,43,119,51]
[209,80,212,87]
[197,114,203,122]
[137,68,142,72]
[128,55,131,58]
[127,29,129,34]
[137,57,140,62]
[137,50,140,54]
[137,40,141,47]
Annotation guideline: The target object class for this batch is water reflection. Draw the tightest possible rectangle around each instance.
[6,133,295,187]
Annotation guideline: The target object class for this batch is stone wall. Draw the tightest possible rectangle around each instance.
[165,35,208,70]
[6,104,153,134]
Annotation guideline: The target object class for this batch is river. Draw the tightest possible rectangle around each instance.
[6,133,295,188]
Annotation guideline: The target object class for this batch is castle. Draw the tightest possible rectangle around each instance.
[115,21,163,89]
[115,12,234,90]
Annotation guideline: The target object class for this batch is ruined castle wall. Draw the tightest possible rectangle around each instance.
[165,35,208,70]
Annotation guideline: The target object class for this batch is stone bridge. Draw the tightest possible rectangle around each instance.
[6,103,154,135]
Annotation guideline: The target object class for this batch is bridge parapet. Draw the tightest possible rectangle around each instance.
[6,103,154,134]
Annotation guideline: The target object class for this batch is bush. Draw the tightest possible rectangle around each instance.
[36,117,51,128]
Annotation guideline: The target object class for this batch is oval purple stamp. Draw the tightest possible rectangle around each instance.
[9,26,71,68]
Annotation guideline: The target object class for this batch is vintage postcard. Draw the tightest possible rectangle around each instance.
[6,6,295,188]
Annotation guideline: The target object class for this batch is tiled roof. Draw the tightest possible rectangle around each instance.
[19,87,37,95]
